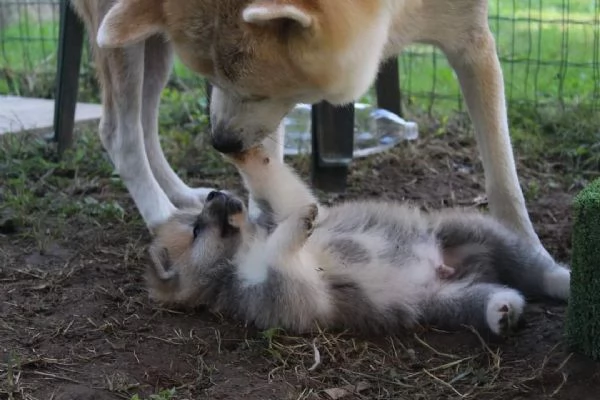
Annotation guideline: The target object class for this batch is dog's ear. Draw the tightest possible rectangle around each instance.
[97,0,164,48]
[242,1,313,28]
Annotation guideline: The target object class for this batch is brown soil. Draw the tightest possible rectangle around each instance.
[1,128,599,400]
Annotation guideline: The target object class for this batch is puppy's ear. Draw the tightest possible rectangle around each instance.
[97,0,165,48]
[242,1,313,28]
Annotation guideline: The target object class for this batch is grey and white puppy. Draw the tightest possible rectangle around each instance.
[147,146,570,336]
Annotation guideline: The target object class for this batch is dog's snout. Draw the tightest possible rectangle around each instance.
[211,125,244,154]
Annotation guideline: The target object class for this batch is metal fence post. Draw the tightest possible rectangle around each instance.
[309,59,401,192]
[53,0,84,154]
[376,58,402,116]
[310,102,355,192]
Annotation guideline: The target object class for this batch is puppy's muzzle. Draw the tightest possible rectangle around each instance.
[206,191,244,217]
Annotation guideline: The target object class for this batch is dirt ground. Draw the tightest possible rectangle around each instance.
[1,122,600,400]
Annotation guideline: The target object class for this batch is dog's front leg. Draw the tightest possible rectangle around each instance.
[445,30,548,256]
[141,36,216,208]
[246,123,286,220]
[98,44,176,230]
[228,145,324,224]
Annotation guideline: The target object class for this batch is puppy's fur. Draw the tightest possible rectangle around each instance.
[148,147,571,336]
[71,0,551,264]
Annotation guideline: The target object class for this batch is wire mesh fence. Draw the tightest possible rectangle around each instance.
[0,0,598,115]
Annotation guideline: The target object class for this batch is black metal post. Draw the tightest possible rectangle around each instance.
[53,0,85,154]
[375,58,403,116]
[310,102,354,192]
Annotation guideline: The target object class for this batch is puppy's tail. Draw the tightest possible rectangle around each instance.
[434,212,570,301]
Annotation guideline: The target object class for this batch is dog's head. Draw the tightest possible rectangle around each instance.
[146,191,247,306]
[96,0,392,152]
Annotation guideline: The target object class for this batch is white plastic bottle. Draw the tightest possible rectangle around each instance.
[283,103,419,157]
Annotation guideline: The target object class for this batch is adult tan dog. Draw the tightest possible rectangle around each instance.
[71,0,553,259]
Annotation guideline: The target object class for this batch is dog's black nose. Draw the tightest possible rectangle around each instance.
[206,191,225,202]
[211,128,244,154]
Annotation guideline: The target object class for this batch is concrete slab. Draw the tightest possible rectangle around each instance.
[0,95,102,136]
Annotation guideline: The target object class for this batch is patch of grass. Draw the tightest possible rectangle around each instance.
[508,101,600,171]
[0,14,58,71]
[0,13,59,95]
[0,88,232,245]
[0,130,140,244]
[250,326,573,399]
[130,388,177,400]
[400,0,600,113]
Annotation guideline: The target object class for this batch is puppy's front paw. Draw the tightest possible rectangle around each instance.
[301,203,319,237]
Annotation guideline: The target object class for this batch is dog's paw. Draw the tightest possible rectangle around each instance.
[301,203,319,237]
[486,289,525,336]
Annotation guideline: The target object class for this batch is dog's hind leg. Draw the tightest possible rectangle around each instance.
[142,36,216,208]
[95,43,176,229]
[443,28,551,259]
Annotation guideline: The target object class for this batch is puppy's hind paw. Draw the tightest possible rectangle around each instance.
[486,289,525,336]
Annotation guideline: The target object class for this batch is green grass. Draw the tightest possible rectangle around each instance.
[0,13,59,95]
[0,89,220,244]
[0,15,58,70]
[130,388,177,400]
[400,0,600,112]
[0,130,137,246]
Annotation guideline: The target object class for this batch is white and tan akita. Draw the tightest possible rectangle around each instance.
[146,145,571,336]
[71,0,552,259]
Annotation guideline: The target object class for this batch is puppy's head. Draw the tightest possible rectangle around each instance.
[147,191,247,306]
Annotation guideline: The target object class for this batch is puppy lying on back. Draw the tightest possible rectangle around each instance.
[147,146,570,336]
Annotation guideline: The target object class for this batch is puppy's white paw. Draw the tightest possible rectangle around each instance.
[486,289,525,336]
[301,203,319,237]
